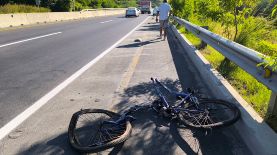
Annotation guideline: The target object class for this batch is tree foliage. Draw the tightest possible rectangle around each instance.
[170,0,276,40]
[273,4,277,17]
[195,0,222,21]
[0,0,141,11]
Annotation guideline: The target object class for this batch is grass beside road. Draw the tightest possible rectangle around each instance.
[177,26,276,131]
[0,4,50,14]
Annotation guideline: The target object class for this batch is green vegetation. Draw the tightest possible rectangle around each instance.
[0,4,50,13]
[0,0,73,12]
[0,0,145,12]
[0,0,162,13]
[151,0,162,7]
[170,0,277,130]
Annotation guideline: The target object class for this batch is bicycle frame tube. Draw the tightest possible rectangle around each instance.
[151,78,202,115]
[155,78,193,100]
[151,78,170,108]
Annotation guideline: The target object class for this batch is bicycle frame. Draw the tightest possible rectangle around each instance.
[102,78,203,126]
[151,78,202,114]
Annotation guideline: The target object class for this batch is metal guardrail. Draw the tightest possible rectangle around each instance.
[172,16,277,116]
[172,16,277,93]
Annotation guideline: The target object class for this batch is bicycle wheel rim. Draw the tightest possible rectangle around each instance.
[178,99,240,128]
[68,109,132,153]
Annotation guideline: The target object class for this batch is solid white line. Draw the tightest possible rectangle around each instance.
[100,20,113,24]
[0,32,62,48]
[0,16,150,141]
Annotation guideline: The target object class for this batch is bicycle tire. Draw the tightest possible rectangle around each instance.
[178,99,240,129]
[68,109,132,153]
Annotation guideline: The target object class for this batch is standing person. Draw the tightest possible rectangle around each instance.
[156,0,171,41]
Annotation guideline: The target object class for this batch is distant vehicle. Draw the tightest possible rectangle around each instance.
[139,0,152,14]
[153,7,159,16]
[137,8,141,14]
[126,7,140,17]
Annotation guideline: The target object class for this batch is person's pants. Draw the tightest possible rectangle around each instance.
[159,19,169,29]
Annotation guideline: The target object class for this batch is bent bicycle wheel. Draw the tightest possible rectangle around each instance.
[68,109,132,153]
[178,99,240,129]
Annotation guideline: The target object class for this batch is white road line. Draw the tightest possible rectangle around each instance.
[0,32,62,48]
[0,16,150,141]
[100,20,113,24]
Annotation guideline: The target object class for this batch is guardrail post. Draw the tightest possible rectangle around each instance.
[198,26,208,49]
[267,92,277,117]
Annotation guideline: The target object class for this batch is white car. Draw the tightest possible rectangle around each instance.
[126,7,140,17]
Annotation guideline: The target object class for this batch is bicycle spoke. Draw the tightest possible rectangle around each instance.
[187,113,202,126]
[75,113,117,146]
[200,114,208,125]
[79,114,92,125]
[88,129,100,146]
[207,116,215,125]
[203,116,210,125]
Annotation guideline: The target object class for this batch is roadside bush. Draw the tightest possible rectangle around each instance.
[102,0,116,8]
[271,16,277,26]
[235,17,267,46]
[51,0,73,12]
[74,1,84,11]
[0,4,50,13]
[257,40,277,56]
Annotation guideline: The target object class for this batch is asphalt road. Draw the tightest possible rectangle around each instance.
[0,16,252,155]
[0,14,149,128]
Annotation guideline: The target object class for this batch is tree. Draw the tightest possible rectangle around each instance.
[52,0,74,11]
[0,0,9,5]
[220,0,259,41]
[76,0,91,7]
[195,0,222,21]
[152,0,161,7]
[170,0,192,19]
[102,0,116,8]
[41,0,57,8]
[89,0,102,8]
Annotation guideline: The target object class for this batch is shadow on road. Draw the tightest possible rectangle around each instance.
[16,131,125,155]
[116,24,162,49]
[116,38,161,48]
[17,132,78,155]
[139,24,160,32]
